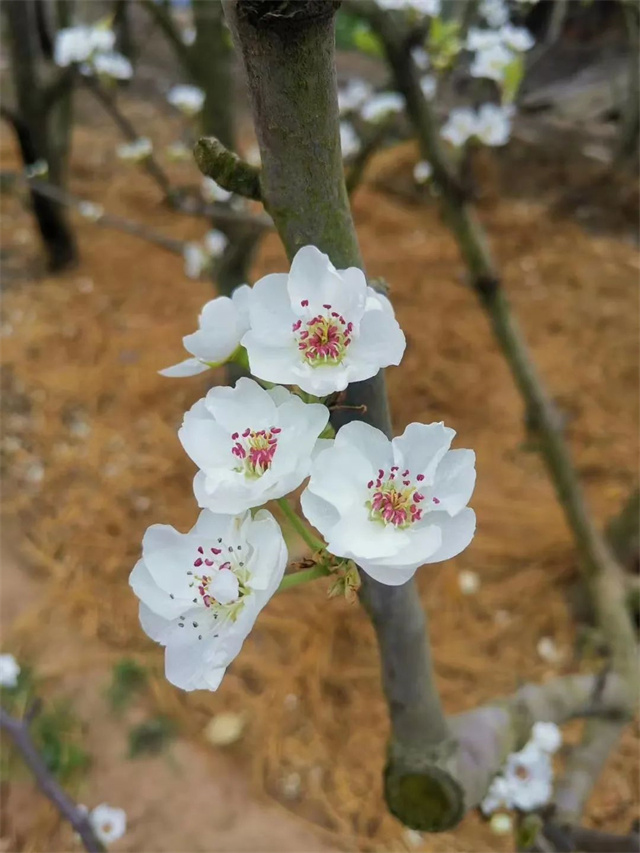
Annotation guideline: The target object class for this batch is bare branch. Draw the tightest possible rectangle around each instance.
[345,116,395,196]
[0,708,104,853]
[139,0,195,76]
[194,136,262,201]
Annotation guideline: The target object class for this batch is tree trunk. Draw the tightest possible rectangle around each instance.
[225,0,460,830]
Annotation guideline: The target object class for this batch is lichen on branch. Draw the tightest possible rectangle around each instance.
[194,136,262,202]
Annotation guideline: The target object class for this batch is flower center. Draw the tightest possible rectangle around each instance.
[292,301,353,367]
[231,427,280,477]
[366,467,440,529]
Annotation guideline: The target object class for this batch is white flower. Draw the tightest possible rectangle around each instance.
[204,229,228,259]
[89,804,126,845]
[180,378,329,514]
[78,201,104,222]
[183,243,208,280]
[340,122,360,159]
[466,28,503,52]
[537,635,561,664]
[411,47,430,70]
[482,774,513,815]
[490,813,513,835]
[479,0,509,28]
[167,85,205,116]
[24,160,49,179]
[531,721,562,754]
[504,743,553,811]
[301,420,476,585]
[116,137,152,162]
[499,23,535,52]
[160,286,250,377]
[129,509,287,691]
[475,103,511,146]
[378,0,441,14]
[458,569,479,594]
[92,51,133,80]
[420,75,437,99]
[201,177,232,203]
[166,142,192,161]
[0,654,20,688]
[54,25,115,67]
[360,92,404,123]
[338,78,372,114]
[441,108,477,147]
[413,160,433,183]
[470,43,514,82]
[242,246,406,396]
[182,25,196,46]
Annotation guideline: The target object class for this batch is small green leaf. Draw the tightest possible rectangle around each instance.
[502,56,525,105]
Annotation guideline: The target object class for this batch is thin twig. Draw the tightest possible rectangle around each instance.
[6,171,186,255]
[0,708,104,853]
[81,75,174,198]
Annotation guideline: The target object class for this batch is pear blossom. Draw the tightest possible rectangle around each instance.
[413,160,433,183]
[242,246,405,396]
[500,24,535,53]
[411,47,430,70]
[183,243,208,280]
[204,229,228,258]
[167,84,205,116]
[466,28,503,52]
[470,43,514,83]
[54,25,116,67]
[24,160,48,179]
[166,142,192,161]
[129,509,287,691]
[91,51,133,80]
[301,420,476,585]
[420,75,437,99]
[441,108,477,147]
[201,176,232,203]
[360,92,404,123]
[479,0,509,28]
[182,25,196,46]
[504,743,553,810]
[378,0,441,14]
[116,137,152,163]
[531,721,562,754]
[180,378,329,513]
[89,804,126,845]
[78,201,105,222]
[475,103,511,146]
[338,78,372,114]
[340,122,360,159]
[482,774,514,815]
[160,286,250,377]
[0,653,20,688]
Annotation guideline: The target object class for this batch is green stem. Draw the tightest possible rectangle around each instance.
[276,497,325,553]
[278,563,331,591]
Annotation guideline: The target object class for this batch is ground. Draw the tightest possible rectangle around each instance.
[0,80,638,853]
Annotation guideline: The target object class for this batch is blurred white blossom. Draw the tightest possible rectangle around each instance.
[89,804,127,845]
[338,78,372,114]
[116,137,152,163]
[500,23,535,52]
[470,43,514,83]
[0,654,20,688]
[411,47,430,70]
[413,160,433,184]
[167,84,205,116]
[441,108,477,147]
[479,0,509,28]
[91,51,132,80]
[420,75,437,100]
[360,92,404,123]
[54,25,115,67]
[204,229,228,258]
[201,177,232,203]
[475,103,512,146]
[340,122,360,159]
[78,201,105,222]
[24,160,48,179]
[531,721,562,754]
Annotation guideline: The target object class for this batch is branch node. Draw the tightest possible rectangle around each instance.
[194,136,262,202]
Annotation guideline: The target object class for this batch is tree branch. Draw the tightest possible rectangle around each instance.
[193,136,262,201]
[0,708,104,853]
[363,0,638,686]
[140,0,195,77]
[345,115,396,196]
[81,75,174,199]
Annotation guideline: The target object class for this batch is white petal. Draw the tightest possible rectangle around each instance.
[334,421,393,469]
[248,273,295,343]
[300,488,340,538]
[392,422,455,483]
[130,560,185,620]
[204,377,277,433]
[306,443,373,514]
[158,357,209,378]
[179,403,234,471]
[421,508,476,564]
[432,449,476,515]
[346,302,406,372]
[208,569,240,604]
[356,558,418,586]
